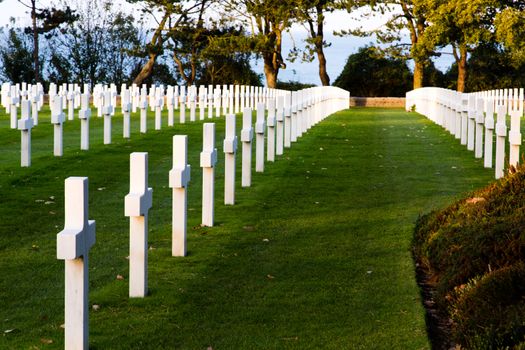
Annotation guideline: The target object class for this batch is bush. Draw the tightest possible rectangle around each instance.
[414,166,525,348]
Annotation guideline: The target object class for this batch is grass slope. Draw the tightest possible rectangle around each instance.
[0,106,493,349]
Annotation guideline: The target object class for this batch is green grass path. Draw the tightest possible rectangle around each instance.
[0,107,494,349]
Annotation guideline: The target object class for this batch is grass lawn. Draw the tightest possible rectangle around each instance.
[0,105,494,349]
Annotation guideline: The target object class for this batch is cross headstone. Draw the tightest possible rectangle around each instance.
[460,95,468,146]
[51,95,65,156]
[122,89,131,138]
[102,91,114,144]
[508,88,522,168]
[155,87,163,130]
[56,177,96,350]
[240,85,246,112]
[235,85,240,114]
[467,95,476,152]
[169,135,191,256]
[215,85,221,117]
[241,108,253,187]
[200,123,217,227]
[224,114,238,205]
[266,98,276,162]
[495,104,507,179]
[79,92,92,150]
[67,84,75,121]
[222,84,228,116]
[18,100,34,167]
[31,85,39,125]
[291,91,298,143]
[10,85,19,129]
[189,86,197,122]
[276,96,285,156]
[207,85,213,119]
[454,94,462,140]
[284,92,292,148]
[484,97,495,169]
[124,152,153,298]
[180,86,187,124]
[474,97,484,159]
[167,86,175,127]
[199,86,206,121]
[140,87,148,133]
[255,102,266,173]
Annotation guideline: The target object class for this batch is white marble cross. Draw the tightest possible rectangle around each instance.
[57,177,96,350]
[276,96,284,156]
[222,84,228,116]
[125,152,153,298]
[180,86,187,124]
[460,95,468,146]
[467,95,476,152]
[200,123,217,227]
[139,88,148,133]
[79,92,92,150]
[155,87,163,130]
[189,87,196,122]
[167,86,175,126]
[507,89,522,168]
[122,89,131,138]
[207,85,213,119]
[241,108,253,187]
[284,92,292,148]
[235,85,240,114]
[484,97,495,169]
[10,85,19,129]
[214,85,221,118]
[474,98,484,159]
[266,98,276,162]
[67,85,75,121]
[31,85,39,125]
[495,104,507,179]
[18,100,34,167]
[169,135,191,256]
[103,91,114,144]
[255,102,266,173]
[291,91,298,143]
[224,114,238,205]
[229,84,234,115]
[51,95,65,156]
[199,86,206,121]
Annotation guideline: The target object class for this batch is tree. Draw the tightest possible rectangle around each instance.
[342,0,433,90]
[127,0,209,85]
[0,26,36,83]
[292,0,336,86]
[495,7,525,65]
[17,0,77,83]
[420,0,496,92]
[221,0,295,88]
[333,46,413,96]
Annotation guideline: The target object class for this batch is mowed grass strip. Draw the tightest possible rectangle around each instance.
[0,106,493,349]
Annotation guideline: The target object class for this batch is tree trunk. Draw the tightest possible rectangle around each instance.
[457,44,468,92]
[31,0,39,83]
[413,59,424,89]
[263,53,278,88]
[316,46,330,86]
[132,14,168,85]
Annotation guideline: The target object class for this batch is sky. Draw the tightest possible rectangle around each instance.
[0,0,455,85]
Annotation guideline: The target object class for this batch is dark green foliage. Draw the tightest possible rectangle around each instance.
[0,27,36,83]
[276,80,316,91]
[414,166,525,348]
[333,46,413,97]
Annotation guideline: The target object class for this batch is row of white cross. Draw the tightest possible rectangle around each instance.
[4,82,348,168]
[406,87,525,179]
[55,86,349,349]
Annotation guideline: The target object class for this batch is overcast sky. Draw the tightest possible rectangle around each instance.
[0,0,454,85]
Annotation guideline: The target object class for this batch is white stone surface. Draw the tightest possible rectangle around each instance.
[122,89,131,139]
[495,104,507,179]
[18,100,33,167]
[56,177,96,350]
[266,98,276,162]
[200,123,217,227]
[51,95,65,157]
[255,103,266,172]
[241,108,253,187]
[140,88,148,134]
[484,98,495,168]
[224,114,238,205]
[125,152,153,298]
[474,98,484,159]
[10,85,19,129]
[169,135,191,256]
[276,96,284,156]
[103,91,114,144]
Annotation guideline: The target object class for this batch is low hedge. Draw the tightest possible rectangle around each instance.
[414,166,525,348]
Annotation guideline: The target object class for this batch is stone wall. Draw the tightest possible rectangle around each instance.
[349,97,406,108]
